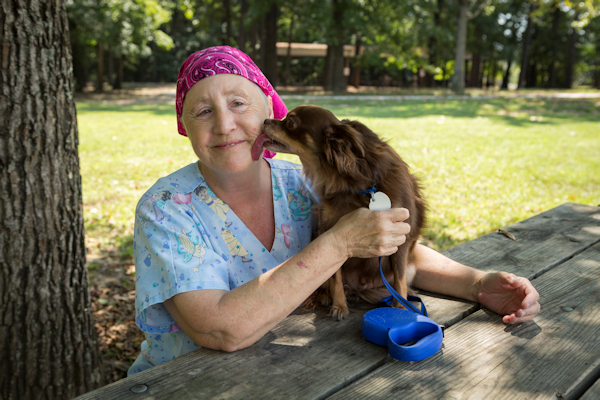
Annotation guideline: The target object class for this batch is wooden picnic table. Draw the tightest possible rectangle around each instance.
[78,202,600,400]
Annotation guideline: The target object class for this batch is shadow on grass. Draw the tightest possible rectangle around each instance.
[76,97,600,132]
[300,98,600,127]
[76,102,175,116]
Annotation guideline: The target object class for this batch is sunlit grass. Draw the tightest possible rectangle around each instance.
[77,96,600,254]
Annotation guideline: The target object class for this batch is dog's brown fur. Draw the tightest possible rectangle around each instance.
[262,105,426,320]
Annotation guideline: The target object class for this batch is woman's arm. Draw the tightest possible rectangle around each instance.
[164,207,411,352]
[411,244,540,324]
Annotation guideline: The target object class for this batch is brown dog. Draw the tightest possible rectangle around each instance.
[254,105,426,320]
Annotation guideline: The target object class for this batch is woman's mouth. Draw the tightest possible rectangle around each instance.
[214,140,243,149]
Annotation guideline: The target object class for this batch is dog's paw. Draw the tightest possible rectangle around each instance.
[317,291,332,307]
[392,299,408,310]
[329,305,350,321]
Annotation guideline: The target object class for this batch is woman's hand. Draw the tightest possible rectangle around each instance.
[475,272,540,324]
[328,207,411,260]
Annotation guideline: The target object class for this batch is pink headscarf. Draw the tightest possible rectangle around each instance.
[176,46,287,158]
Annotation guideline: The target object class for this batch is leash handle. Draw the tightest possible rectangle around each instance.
[378,257,427,316]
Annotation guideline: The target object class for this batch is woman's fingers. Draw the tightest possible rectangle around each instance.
[333,207,412,259]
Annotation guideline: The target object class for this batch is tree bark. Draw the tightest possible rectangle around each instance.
[284,8,295,86]
[263,4,279,84]
[259,14,266,69]
[501,57,512,89]
[548,3,561,88]
[96,41,104,93]
[251,20,257,61]
[351,37,362,88]
[239,0,248,53]
[451,0,468,94]
[518,4,534,89]
[331,0,347,93]
[0,0,103,399]
[564,12,579,89]
[223,0,232,45]
[468,52,481,87]
[114,55,123,90]
[324,45,334,91]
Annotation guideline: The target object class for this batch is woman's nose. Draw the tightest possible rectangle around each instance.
[214,110,236,135]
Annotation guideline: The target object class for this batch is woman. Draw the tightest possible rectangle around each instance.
[129,46,540,375]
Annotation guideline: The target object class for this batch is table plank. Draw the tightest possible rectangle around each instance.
[328,242,600,400]
[441,202,600,279]
[77,203,600,400]
[581,377,600,400]
[410,202,600,330]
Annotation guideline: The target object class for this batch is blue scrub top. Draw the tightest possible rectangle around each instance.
[129,158,317,375]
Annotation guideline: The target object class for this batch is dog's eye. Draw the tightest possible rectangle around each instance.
[286,118,297,130]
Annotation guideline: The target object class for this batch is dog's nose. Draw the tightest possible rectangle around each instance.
[264,119,271,125]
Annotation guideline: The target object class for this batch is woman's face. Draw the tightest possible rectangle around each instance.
[182,74,271,174]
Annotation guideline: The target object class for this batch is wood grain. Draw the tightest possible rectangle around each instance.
[328,242,600,400]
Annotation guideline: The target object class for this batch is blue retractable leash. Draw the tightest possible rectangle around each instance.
[359,187,444,362]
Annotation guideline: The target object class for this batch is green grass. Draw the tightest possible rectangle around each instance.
[76,95,600,255]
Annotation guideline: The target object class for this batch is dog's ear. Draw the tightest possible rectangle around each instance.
[323,123,367,176]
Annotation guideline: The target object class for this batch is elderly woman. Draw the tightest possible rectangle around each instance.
[128,46,540,375]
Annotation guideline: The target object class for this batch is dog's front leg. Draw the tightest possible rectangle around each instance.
[390,246,410,310]
[329,269,349,320]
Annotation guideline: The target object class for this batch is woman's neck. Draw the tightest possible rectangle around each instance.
[197,159,271,205]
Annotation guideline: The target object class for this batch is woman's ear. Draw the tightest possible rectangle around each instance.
[268,95,274,119]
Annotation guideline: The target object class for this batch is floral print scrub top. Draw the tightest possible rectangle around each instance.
[128,158,317,375]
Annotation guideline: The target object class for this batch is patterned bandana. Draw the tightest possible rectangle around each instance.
[175,46,287,158]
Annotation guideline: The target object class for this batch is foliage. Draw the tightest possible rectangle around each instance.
[65,0,600,89]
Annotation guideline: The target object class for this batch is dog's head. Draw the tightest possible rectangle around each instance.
[262,105,378,184]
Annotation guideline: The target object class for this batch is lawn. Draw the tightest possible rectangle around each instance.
[76,95,600,256]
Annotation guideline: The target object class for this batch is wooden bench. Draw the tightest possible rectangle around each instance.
[77,203,600,399]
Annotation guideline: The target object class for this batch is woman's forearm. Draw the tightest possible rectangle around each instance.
[165,231,347,352]
[410,244,486,303]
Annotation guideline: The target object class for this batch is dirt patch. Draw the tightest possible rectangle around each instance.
[87,246,144,384]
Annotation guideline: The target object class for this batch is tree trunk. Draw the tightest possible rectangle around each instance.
[479,59,486,87]
[96,40,104,93]
[239,0,248,53]
[548,3,561,88]
[518,4,535,89]
[468,53,481,87]
[351,37,362,88]
[108,51,114,89]
[259,15,266,69]
[114,55,123,90]
[564,12,579,89]
[501,57,512,89]
[528,61,537,88]
[331,0,347,93]
[251,20,257,61]
[0,1,104,399]
[451,0,468,94]
[223,0,232,45]
[284,10,295,85]
[264,3,279,85]
[324,44,334,91]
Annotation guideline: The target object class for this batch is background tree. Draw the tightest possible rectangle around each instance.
[67,0,174,91]
[451,0,492,94]
[0,0,103,398]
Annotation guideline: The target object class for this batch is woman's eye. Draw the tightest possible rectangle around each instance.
[199,109,211,116]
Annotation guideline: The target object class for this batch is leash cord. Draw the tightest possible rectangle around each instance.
[378,257,427,316]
